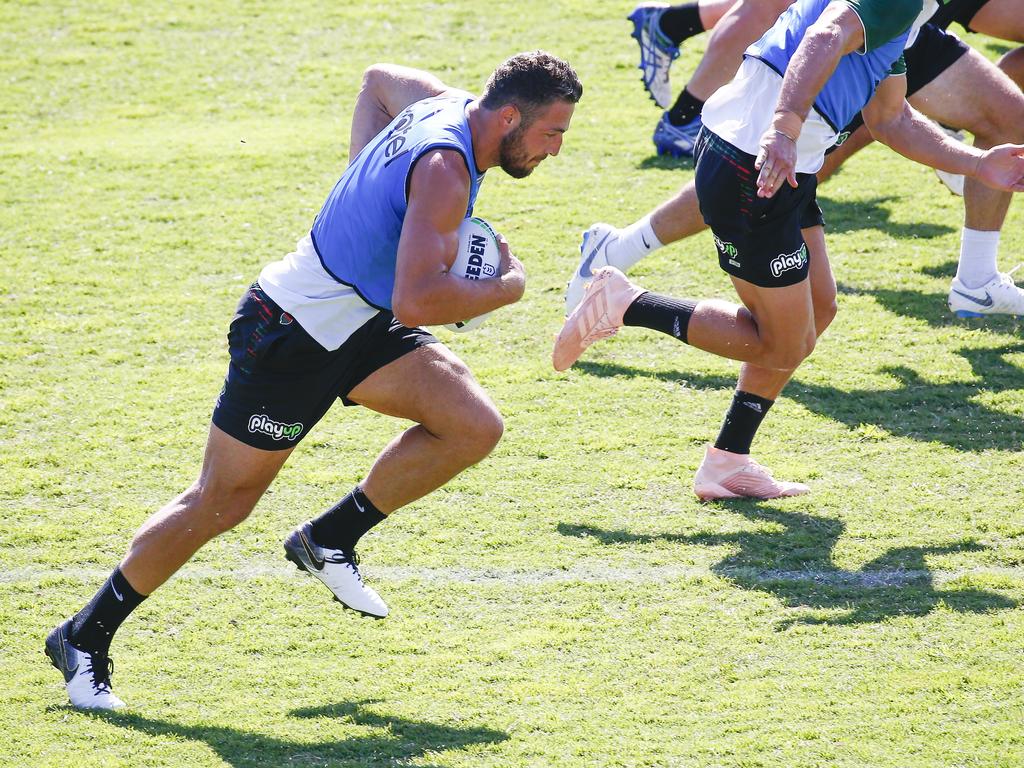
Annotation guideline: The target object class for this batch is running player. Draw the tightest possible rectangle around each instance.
[816,1,1024,316]
[554,0,1024,501]
[634,0,1024,158]
[46,52,582,710]
[587,4,1024,320]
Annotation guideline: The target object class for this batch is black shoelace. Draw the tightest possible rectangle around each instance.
[86,653,114,694]
[323,550,362,581]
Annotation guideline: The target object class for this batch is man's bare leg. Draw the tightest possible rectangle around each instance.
[45,424,295,709]
[651,181,705,245]
[907,45,1024,314]
[121,426,294,594]
[346,343,504,511]
[968,0,1024,91]
[996,47,1024,87]
[967,0,1024,44]
[566,228,829,497]
[685,0,793,103]
[910,47,1024,233]
[729,226,835,401]
[281,342,505,619]
[694,225,833,499]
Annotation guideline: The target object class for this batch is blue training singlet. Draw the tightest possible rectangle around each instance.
[310,94,485,310]
[747,0,914,132]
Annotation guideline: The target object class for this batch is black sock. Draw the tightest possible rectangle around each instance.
[309,487,386,552]
[659,3,705,44]
[623,292,697,343]
[68,567,146,655]
[714,391,775,454]
[668,87,705,126]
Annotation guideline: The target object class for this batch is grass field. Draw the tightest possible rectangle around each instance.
[3,1,1024,766]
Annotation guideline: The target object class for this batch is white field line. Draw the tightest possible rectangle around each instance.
[3,563,1023,588]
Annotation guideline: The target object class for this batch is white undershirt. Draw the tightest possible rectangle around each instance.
[701,58,839,174]
[258,233,378,351]
[909,1,940,48]
[703,0,936,172]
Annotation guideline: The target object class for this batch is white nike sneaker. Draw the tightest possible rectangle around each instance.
[566,223,621,315]
[283,521,389,618]
[949,268,1024,318]
[45,619,126,710]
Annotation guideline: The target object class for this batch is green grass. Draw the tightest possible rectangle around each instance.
[3,2,1024,766]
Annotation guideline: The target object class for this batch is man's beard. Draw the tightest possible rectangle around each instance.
[498,123,537,179]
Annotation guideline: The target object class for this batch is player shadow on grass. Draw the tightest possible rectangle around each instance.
[559,509,1016,627]
[637,154,694,171]
[88,699,507,768]
[574,348,1024,452]
[837,279,1024,332]
[817,195,955,238]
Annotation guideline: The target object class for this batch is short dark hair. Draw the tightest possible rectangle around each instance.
[480,51,583,124]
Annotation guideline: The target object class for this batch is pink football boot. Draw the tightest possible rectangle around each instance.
[552,266,645,371]
[693,445,810,501]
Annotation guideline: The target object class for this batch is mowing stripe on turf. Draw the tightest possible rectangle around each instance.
[3,564,1022,587]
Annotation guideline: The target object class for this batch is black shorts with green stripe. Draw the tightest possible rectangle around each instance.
[694,129,819,289]
[212,283,437,451]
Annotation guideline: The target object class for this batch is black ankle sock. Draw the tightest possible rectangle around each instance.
[659,3,705,44]
[623,292,697,343]
[668,87,705,126]
[68,567,146,654]
[714,391,775,454]
[309,487,386,552]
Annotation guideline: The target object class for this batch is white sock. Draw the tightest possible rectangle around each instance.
[606,215,663,272]
[955,228,1000,289]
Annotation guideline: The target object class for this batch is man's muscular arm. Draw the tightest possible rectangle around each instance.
[755,3,864,196]
[863,75,1024,191]
[392,150,525,328]
[349,64,470,163]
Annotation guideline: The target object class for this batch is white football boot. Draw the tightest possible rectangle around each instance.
[628,3,680,108]
[566,224,622,316]
[949,267,1024,318]
[45,619,126,710]
[284,521,389,618]
[935,168,965,196]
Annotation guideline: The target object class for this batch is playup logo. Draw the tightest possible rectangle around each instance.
[248,414,304,442]
[770,244,807,278]
[714,235,741,268]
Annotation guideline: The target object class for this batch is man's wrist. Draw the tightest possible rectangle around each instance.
[499,271,524,302]
[772,110,804,142]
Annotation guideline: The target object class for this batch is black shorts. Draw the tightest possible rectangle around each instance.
[906,23,971,95]
[836,24,969,138]
[211,283,437,451]
[929,0,989,31]
[694,128,817,288]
